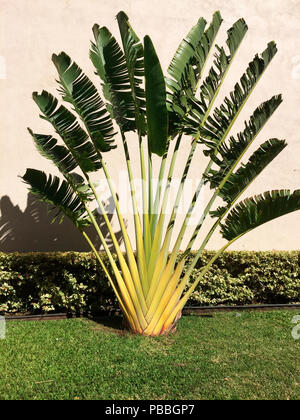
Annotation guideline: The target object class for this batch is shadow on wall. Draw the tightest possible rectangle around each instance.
[0,193,123,252]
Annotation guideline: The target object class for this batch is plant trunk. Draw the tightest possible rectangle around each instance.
[121,309,182,336]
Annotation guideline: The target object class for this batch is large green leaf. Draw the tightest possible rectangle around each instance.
[21,169,91,228]
[117,11,146,135]
[167,12,224,95]
[52,52,115,152]
[220,190,300,241]
[182,18,248,134]
[117,11,144,77]
[28,129,93,203]
[167,11,224,136]
[90,25,137,132]
[33,90,101,173]
[167,16,207,89]
[200,18,248,103]
[28,129,78,174]
[204,95,283,188]
[210,138,287,217]
[144,35,168,156]
[198,41,277,144]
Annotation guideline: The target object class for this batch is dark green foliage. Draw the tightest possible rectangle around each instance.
[144,35,168,156]
[201,17,247,98]
[167,11,224,136]
[90,25,137,132]
[204,95,283,187]
[0,252,115,314]
[184,251,299,306]
[21,169,91,228]
[221,190,300,240]
[167,16,207,88]
[28,130,78,174]
[52,52,116,151]
[198,42,277,143]
[0,251,298,314]
[116,11,146,135]
[219,139,287,203]
[33,91,101,173]
[181,17,248,135]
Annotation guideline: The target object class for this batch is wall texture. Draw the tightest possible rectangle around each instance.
[0,0,299,252]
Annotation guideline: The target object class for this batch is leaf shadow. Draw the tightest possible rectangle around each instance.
[0,193,123,252]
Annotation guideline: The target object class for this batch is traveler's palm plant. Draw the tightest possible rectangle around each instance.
[22,11,300,335]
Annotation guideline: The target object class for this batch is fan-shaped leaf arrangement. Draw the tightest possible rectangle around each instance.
[22,11,300,336]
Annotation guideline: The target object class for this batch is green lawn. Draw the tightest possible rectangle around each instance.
[0,310,299,400]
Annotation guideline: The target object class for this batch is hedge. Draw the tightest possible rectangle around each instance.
[0,251,299,315]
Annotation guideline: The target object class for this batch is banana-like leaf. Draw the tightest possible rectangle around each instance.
[117,11,146,135]
[210,138,287,217]
[204,95,282,187]
[28,129,94,203]
[90,25,137,132]
[220,190,300,241]
[167,16,207,89]
[33,90,101,173]
[28,129,78,174]
[183,18,248,135]
[167,12,224,94]
[200,18,248,103]
[52,52,115,152]
[197,41,277,144]
[167,11,224,135]
[21,169,91,228]
[144,35,168,156]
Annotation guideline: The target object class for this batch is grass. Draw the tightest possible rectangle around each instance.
[0,310,299,400]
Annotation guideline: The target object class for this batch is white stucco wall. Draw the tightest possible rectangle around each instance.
[0,0,299,252]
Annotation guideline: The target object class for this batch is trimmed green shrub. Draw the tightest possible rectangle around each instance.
[0,251,299,315]
[0,252,115,314]
[184,251,299,306]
